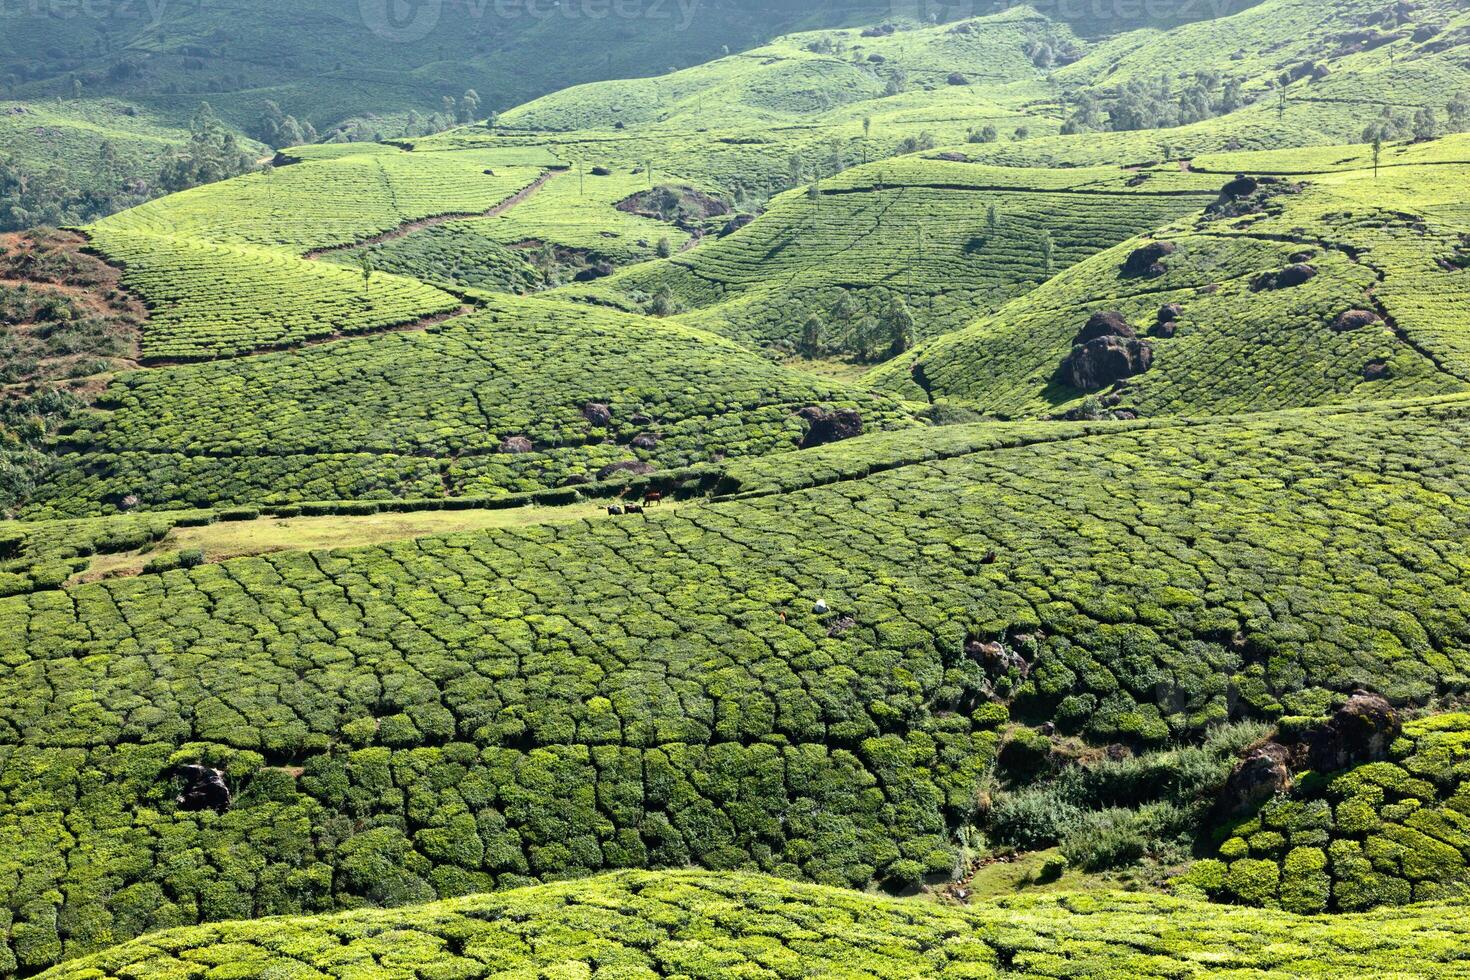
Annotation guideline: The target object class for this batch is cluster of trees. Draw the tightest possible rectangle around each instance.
[251,100,319,150]
[798,291,914,361]
[1062,72,1246,133]
[1362,93,1470,143]
[0,101,257,231]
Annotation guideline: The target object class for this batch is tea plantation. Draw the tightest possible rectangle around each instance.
[30,870,1470,980]
[25,295,916,517]
[5,396,1470,968]
[5,0,1470,975]
[574,160,1221,350]
[1191,712,1470,912]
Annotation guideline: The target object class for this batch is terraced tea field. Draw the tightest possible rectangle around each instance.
[27,295,915,517]
[5,0,1470,976]
[32,870,1470,980]
[575,159,1222,349]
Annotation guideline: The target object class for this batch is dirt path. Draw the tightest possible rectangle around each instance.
[302,170,562,259]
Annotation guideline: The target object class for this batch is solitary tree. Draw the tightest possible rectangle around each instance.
[1449,92,1470,132]
[655,236,673,258]
[1372,133,1383,179]
[800,314,823,357]
[987,203,999,237]
[1413,107,1440,142]
[1041,230,1055,276]
[357,252,375,298]
[883,296,915,358]
[460,89,481,124]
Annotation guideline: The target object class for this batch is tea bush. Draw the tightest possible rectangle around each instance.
[1200,712,1470,911]
[34,870,1470,980]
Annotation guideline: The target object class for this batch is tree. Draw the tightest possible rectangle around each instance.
[1371,133,1383,179]
[357,252,375,297]
[460,89,481,124]
[851,313,880,360]
[655,237,673,258]
[787,154,804,189]
[987,204,999,237]
[1413,107,1440,142]
[649,286,676,316]
[276,116,307,149]
[71,76,82,100]
[832,290,856,333]
[799,314,823,358]
[1449,92,1470,132]
[1041,230,1055,276]
[883,297,915,359]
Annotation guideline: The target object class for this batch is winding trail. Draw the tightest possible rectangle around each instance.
[302,169,563,260]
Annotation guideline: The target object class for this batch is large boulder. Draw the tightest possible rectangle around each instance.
[1062,335,1154,390]
[1221,174,1259,199]
[1074,311,1135,344]
[1331,308,1382,332]
[797,407,863,448]
[176,765,231,812]
[1122,241,1177,278]
[582,402,612,427]
[596,460,656,481]
[1256,263,1318,290]
[1305,690,1401,772]
[498,436,534,454]
[1219,742,1294,815]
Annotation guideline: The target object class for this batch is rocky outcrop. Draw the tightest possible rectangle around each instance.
[1331,309,1382,332]
[1253,263,1317,291]
[499,436,534,454]
[1220,742,1294,816]
[1302,690,1402,773]
[1122,241,1177,278]
[176,765,231,812]
[797,407,863,448]
[1216,691,1401,816]
[1061,335,1154,390]
[1363,359,1392,381]
[1221,175,1258,199]
[582,402,612,427]
[596,460,656,481]
[1074,311,1135,344]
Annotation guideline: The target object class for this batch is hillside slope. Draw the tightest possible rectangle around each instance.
[32,870,1470,980]
[870,137,1470,416]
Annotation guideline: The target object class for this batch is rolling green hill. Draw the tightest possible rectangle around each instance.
[3,0,1470,976]
[5,394,1470,970]
[31,870,1470,980]
[870,138,1470,416]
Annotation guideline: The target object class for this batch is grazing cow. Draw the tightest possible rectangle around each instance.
[625,503,645,515]
[643,490,664,506]
[607,505,624,516]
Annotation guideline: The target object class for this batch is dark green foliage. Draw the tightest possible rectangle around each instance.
[1207,712,1470,910]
